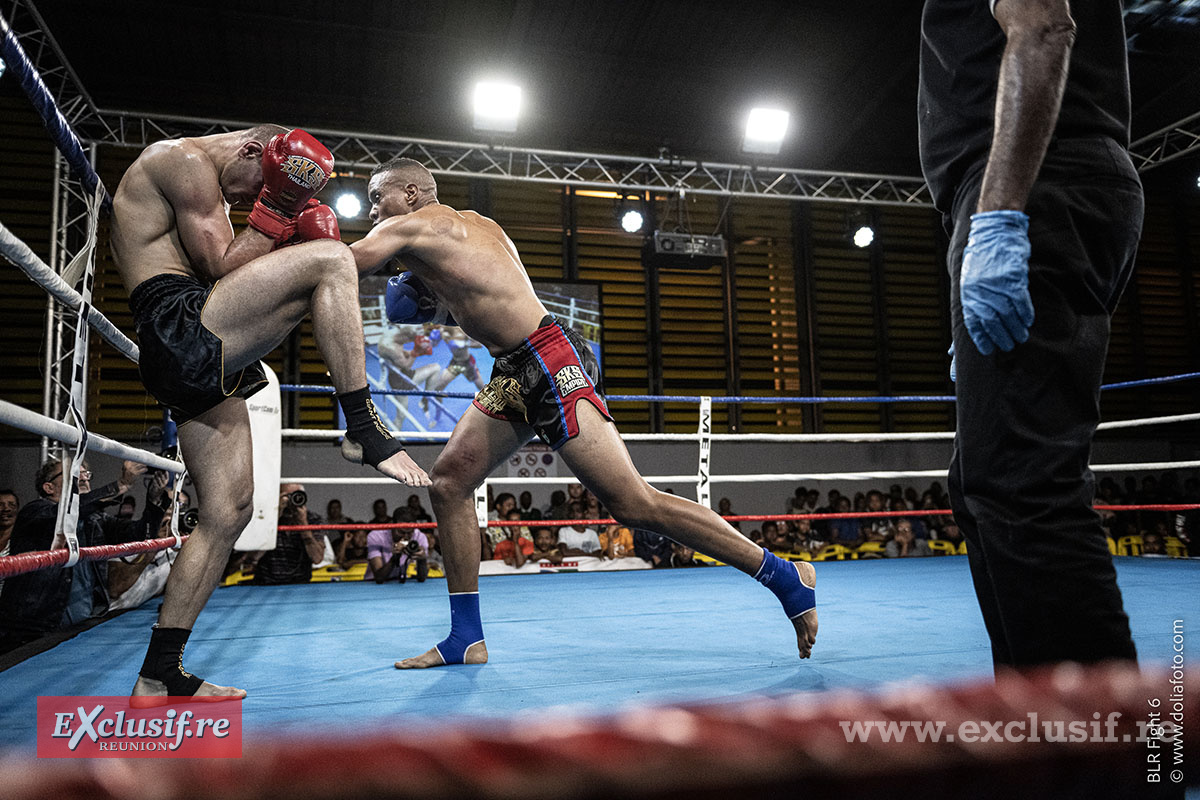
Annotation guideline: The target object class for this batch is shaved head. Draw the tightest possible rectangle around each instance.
[372,156,437,199]
[243,124,288,144]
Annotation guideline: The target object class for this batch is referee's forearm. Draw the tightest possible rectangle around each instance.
[977,6,1076,212]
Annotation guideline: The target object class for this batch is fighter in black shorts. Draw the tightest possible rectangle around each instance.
[348,157,817,671]
[111,126,430,705]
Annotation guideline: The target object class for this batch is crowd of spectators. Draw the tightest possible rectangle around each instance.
[0,459,1195,655]
[756,473,1199,559]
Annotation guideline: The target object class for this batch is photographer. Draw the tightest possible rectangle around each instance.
[249,483,324,585]
[365,524,429,584]
[0,459,168,654]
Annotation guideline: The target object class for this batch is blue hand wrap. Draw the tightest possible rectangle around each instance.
[754,549,815,620]
[435,592,485,664]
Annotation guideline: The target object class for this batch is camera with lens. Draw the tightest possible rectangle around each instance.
[287,489,307,508]
[404,538,422,556]
[179,508,200,533]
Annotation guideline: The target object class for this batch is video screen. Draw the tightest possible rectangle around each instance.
[346,279,602,436]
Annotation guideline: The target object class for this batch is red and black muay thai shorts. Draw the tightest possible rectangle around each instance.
[472,315,611,449]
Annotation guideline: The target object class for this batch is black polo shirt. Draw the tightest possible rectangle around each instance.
[917,0,1131,213]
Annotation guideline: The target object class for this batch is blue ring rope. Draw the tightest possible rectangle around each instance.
[281,370,1199,404]
[0,15,110,208]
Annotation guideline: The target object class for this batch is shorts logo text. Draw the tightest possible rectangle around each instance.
[554,365,588,395]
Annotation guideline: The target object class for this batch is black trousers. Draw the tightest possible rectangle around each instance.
[947,137,1142,669]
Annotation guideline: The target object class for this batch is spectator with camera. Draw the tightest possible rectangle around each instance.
[366,523,429,583]
[249,484,324,585]
[0,459,168,653]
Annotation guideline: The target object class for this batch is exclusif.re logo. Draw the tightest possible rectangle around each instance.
[282,155,327,190]
[554,365,588,395]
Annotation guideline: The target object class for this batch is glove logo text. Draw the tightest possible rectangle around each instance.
[282,155,328,191]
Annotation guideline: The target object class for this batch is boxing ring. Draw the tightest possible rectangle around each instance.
[1,6,1199,797]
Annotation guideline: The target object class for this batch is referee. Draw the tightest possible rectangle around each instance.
[918,0,1141,668]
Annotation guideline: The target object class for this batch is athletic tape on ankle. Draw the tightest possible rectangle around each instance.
[754,549,816,620]
[435,592,485,664]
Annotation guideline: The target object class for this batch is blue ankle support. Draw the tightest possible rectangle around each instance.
[435,592,485,664]
[754,549,816,620]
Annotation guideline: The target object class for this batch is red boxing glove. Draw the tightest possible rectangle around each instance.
[412,335,433,356]
[291,200,341,243]
[247,129,334,244]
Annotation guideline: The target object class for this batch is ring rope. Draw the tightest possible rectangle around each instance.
[281,460,1200,488]
[279,369,1200,404]
[0,219,139,360]
[0,399,183,473]
[0,9,110,206]
[0,663,1194,800]
[281,412,1200,445]
[0,535,188,580]
[4,503,1190,580]
[273,505,1200,532]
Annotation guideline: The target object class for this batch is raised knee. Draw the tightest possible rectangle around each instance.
[429,466,466,506]
[309,240,355,274]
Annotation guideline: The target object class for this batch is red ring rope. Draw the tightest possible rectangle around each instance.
[1,504,1194,579]
[0,662,1193,799]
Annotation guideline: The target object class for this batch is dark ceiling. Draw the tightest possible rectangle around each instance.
[32,0,1200,179]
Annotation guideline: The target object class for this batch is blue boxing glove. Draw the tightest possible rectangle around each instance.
[385,272,456,326]
[960,210,1035,356]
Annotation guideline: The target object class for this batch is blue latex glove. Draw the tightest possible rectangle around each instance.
[960,210,1035,355]
[948,343,956,383]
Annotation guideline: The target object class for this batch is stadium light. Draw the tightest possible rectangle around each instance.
[621,209,645,233]
[742,107,789,155]
[473,81,522,133]
[853,225,875,248]
[334,192,362,219]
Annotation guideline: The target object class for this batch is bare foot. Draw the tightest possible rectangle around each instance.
[376,450,432,486]
[793,561,818,659]
[395,641,488,669]
[130,675,247,708]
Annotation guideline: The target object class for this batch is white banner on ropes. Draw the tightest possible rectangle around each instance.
[696,395,712,509]
[478,556,652,576]
[234,364,283,552]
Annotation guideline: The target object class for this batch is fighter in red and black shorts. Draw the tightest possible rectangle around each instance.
[471,315,612,450]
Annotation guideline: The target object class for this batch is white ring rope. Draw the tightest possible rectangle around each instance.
[281,411,1200,446]
[0,218,139,361]
[282,461,1200,488]
[0,399,183,473]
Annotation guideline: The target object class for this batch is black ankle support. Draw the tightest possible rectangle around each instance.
[338,386,406,467]
[139,626,204,696]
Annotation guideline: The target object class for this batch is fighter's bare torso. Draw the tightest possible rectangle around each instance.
[110,137,245,293]
[355,204,549,356]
